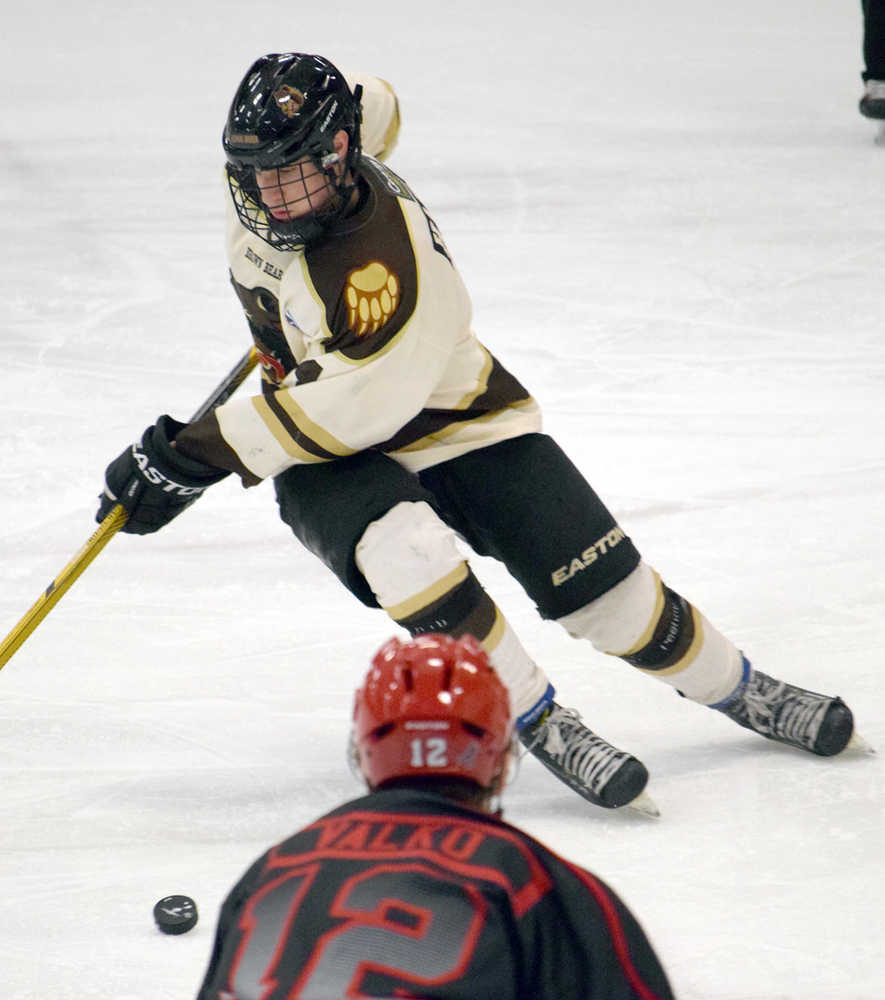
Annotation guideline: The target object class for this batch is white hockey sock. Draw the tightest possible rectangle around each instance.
[481,613,554,727]
[355,501,554,724]
[557,561,743,705]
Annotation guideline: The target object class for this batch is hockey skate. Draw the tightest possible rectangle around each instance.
[859,80,885,144]
[712,662,868,757]
[520,703,658,815]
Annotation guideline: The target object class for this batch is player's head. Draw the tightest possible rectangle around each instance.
[352,634,514,806]
[223,52,362,251]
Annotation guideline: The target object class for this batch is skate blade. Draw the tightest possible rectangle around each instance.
[845,730,875,755]
[624,790,660,818]
[876,123,885,146]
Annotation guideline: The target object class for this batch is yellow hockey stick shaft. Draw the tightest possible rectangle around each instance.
[0,346,259,670]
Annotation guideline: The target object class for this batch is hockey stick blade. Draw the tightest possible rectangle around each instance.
[0,346,259,670]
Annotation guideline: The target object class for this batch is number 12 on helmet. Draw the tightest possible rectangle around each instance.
[352,634,513,790]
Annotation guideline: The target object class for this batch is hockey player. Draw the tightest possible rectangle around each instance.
[97,53,863,815]
[860,0,885,121]
[194,633,676,1000]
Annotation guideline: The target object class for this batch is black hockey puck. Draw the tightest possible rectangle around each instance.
[153,894,198,935]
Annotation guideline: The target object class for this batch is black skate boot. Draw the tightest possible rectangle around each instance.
[713,661,855,757]
[519,703,653,812]
[859,79,885,119]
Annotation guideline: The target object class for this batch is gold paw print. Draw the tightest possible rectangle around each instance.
[345,262,400,337]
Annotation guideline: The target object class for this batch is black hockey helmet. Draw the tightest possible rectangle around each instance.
[223,53,363,251]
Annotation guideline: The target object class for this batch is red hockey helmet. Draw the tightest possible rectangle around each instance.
[352,634,512,789]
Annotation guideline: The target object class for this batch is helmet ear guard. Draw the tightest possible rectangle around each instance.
[351,634,514,791]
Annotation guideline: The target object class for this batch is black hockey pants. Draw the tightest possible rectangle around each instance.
[274,433,640,621]
[863,0,885,79]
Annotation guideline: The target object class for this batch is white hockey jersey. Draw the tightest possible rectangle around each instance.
[177,73,542,486]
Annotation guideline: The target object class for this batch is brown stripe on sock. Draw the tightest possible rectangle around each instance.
[620,584,699,671]
[394,569,497,642]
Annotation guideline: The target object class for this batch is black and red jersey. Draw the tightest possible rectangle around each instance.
[195,788,674,1000]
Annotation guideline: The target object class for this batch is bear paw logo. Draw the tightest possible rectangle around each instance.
[345,262,400,337]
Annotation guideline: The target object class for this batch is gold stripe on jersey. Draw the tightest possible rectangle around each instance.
[272,391,357,458]
[322,314,416,370]
[453,345,494,410]
[388,398,538,456]
[384,563,470,621]
[251,395,336,463]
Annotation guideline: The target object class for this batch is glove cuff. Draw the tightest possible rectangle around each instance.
[148,415,229,487]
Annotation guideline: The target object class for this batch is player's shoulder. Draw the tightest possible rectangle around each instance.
[360,155,419,206]
[344,71,401,161]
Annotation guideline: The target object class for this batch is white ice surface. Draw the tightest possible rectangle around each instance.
[1,1,883,997]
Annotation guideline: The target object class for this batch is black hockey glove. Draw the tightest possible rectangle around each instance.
[96,415,229,535]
